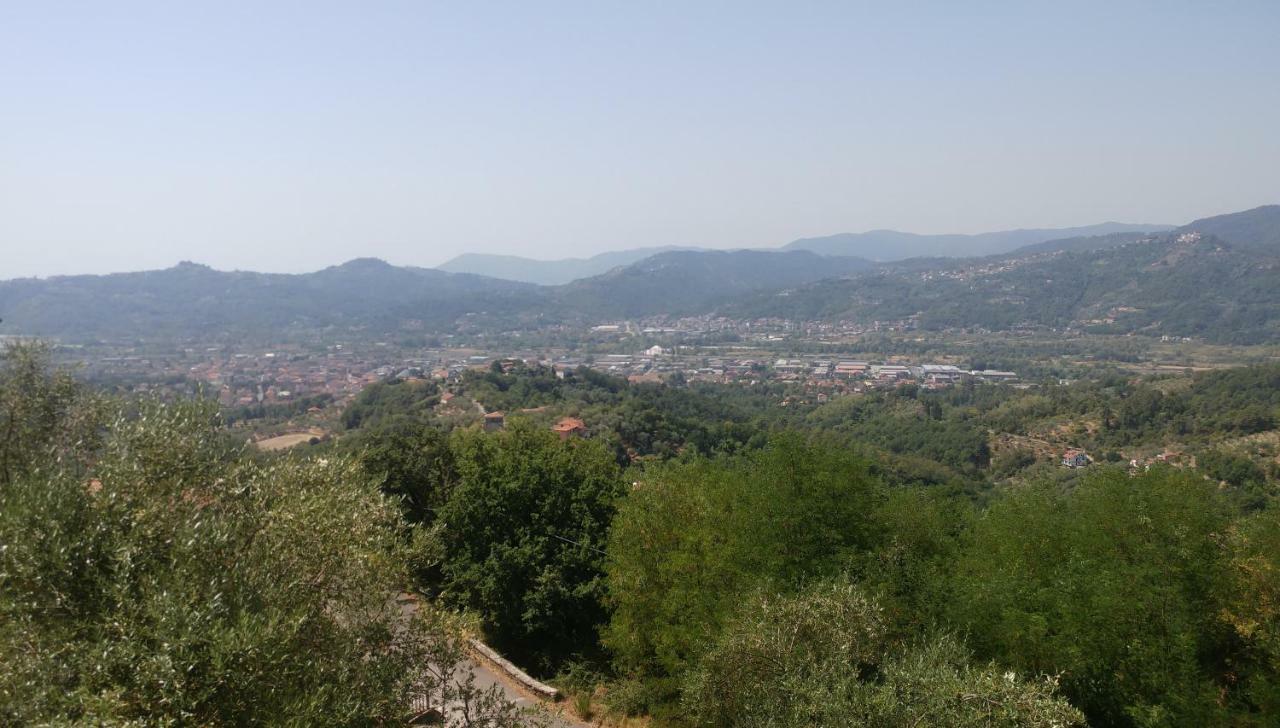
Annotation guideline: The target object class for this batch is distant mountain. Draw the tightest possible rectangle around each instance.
[1177,205,1280,253]
[728,232,1280,343]
[0,258,540,342]
[783,222,1173,260]
[555,249,874,318]
[5,205,1277,343]
[441,223,1177,285]
[0,250,872,340]
[438,246,700,285]
[1009,231,1156,256]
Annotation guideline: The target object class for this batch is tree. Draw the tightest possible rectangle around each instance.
[1220,507,1280,719]
[0,348,540,726]
[434,423,626,671]
[604,436,885,695]
[683,581,1085,727]
[950,467,1236,726]
[0,340,102,486]
[358,420,458,527]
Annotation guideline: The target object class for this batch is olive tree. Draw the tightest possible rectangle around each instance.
[0,344,543,726]
[684,581,1084,727]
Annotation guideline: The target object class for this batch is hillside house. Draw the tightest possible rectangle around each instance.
[1062,449,1091,468]
[551,416,587,440]
[483,411,505,431]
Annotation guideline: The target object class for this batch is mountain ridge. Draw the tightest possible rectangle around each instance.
[3,204,1278,343]
[438,246,702,285]
[782,222,1174,260]
[436,222,1175,284]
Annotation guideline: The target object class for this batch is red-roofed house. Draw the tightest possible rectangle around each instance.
[551,417,587,440]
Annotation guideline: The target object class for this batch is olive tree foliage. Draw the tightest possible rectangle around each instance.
[0,341,103,485]
[0,345,541,726]
[684,581,1085,727]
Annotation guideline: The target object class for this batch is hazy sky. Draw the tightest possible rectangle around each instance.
[3,2,1278,278]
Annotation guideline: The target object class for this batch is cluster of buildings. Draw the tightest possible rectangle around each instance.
[73,339,1023,411]
[596,314,922,343]
[61,319,1026,427]
[540,353,1019,392]
[769,360,1018,387]
[76,345,491,409]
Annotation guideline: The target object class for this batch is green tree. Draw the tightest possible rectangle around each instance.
[1220,507,1280,721]
[951,466,1236,726]
[359,420,458,526]
[604,436,885,695]
[684,581,1085,727]
[434,422,626,671]
[0,348,538,726]
[0,341,102,486]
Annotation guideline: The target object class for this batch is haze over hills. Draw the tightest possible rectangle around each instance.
[723,205,1280,343]
[730,231,1280,344]
[438,246,700,285]
[2,204,1277,343]
[553,249,874,318]
[781,222,1174,260]
[0,249,869,341]
[436,222,1174,284]
[0,258,541,341]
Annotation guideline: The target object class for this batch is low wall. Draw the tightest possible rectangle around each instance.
[467,638,560,701]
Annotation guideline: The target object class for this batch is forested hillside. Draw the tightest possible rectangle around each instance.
[552,249,873,317]
[1178,204,1280,254]
[783,221,1172,259]
[730,232,1280,342]
[0,258,543,341]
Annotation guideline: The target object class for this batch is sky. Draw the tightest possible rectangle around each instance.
[2,1,1279,278]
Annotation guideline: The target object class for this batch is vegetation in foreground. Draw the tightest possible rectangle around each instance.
[8,342,1280,726]
[0,344,544,726]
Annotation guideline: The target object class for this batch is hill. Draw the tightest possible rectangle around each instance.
[0,258,540,342]
[1177,204,1280,253]
[3,205,1276,343]
[0,250,874,340]
[554,249,873,317]
[728,232,1280,343]
[438,246,700,285]
[783,222,1173,260]
[1008,231,1155,256]
[440,223,1176,285]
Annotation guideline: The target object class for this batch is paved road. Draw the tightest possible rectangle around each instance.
[398,593,587,727]
[465,655,588,727]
